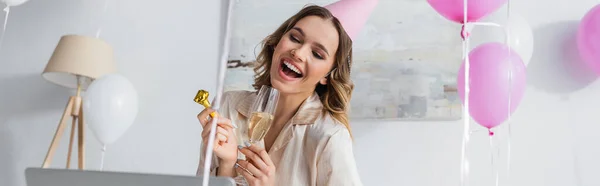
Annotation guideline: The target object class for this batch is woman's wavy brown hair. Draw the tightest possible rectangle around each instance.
[251,5,355,136]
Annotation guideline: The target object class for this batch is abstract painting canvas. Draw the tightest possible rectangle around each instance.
[224,0,463,121]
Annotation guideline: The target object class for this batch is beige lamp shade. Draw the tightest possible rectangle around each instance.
[42,35,117,90]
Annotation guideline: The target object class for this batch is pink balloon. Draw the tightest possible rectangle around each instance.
[457,42,527,129]
[577,4,600,75]
[427,0,507,23]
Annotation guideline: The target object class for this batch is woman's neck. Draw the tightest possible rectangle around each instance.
[273,91,312,127]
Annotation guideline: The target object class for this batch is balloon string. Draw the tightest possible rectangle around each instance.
[569,100,582,186]
[202,1,234,186]
[0,5,9,50]
[460,5,471,186]
[95,0,109,38]
[100,145,106,171]
[470,22,502,27]
[460,36,471,186]
[490,132,500,186]
[505,1,513,185]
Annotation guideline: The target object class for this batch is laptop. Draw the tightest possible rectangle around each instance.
[25,167,236,186]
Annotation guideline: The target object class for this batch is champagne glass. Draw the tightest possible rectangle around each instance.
[246,85,279,145]
[235,85,279,185]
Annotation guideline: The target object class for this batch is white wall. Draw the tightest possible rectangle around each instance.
[0,0,221,185]
[352,0,600,185]
[1,1,599,186]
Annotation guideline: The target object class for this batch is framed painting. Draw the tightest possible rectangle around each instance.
[224,0,463,121]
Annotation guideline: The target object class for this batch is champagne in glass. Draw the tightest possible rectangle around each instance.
[246,85,279,145]
[248,112,274,144]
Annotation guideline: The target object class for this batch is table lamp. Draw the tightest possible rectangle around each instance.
[40,35,116,169]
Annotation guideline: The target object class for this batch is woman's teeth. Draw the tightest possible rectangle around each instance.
[283,61,302,75]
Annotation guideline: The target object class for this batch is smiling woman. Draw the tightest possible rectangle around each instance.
[196,0,378,186]
[225,0,465,121]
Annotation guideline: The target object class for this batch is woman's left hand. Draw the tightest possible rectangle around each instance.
[235,144,276,186]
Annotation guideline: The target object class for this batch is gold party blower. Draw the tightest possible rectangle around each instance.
[194,90,217,118]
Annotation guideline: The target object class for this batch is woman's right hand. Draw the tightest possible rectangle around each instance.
[198,108,239,165]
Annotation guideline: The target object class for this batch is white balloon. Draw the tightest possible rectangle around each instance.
[470,13,534,66]
[506,14,534,65]
[83,74,139,145]
[1,0,29,6]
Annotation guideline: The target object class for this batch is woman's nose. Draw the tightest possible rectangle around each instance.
[291,47,309,62]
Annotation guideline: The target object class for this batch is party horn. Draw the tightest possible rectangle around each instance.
[194,90,217,118]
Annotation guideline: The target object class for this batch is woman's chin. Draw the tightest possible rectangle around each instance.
[270,79,298,94]
[270,79,287,90]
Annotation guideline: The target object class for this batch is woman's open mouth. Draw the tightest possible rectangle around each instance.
[279,59,303,80]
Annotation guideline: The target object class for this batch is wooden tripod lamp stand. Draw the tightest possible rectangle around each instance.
[40,35,116,169]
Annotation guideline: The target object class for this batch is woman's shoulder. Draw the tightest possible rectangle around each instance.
[217,90,254,109]
[306,113,352,141]
[223,89,254,98]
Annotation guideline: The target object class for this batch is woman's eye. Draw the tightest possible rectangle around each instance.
[313,51,324,60]
[290,35,300,43]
